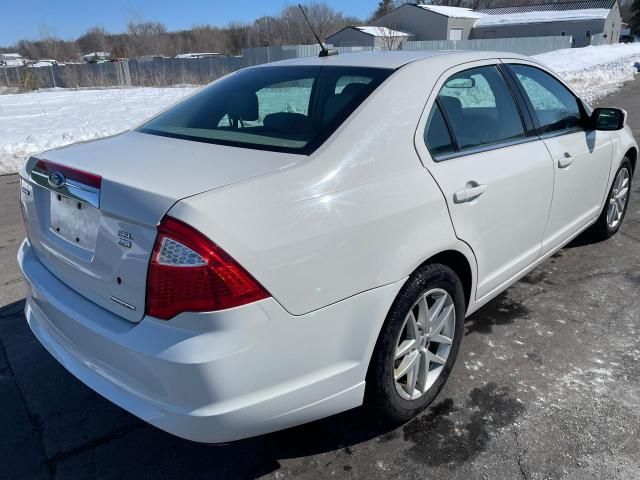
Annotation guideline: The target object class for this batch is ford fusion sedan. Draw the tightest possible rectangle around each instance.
[17,51,636,442]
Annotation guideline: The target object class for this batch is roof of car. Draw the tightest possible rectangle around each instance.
[258,50,534,70]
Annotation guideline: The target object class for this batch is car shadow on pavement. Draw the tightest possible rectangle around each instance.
[1,293,529,479]
[0,298,402,479]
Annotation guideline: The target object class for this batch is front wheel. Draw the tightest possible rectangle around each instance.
[366,264,465,422]
[591,158,632,240]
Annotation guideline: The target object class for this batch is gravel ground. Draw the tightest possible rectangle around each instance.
[1,80,639,480]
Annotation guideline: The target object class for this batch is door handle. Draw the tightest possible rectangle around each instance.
[558,152,574,168]
[454,183,487,203]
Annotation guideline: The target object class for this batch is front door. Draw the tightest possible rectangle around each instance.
[416,63,555,299]
[506,63,613,254]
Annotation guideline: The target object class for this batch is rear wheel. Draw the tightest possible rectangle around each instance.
[366,264,465,422]
[591,158,632,240]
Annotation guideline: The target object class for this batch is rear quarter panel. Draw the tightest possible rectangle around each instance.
[169,62,476,315]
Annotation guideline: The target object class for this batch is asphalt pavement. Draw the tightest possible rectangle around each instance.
[1,80,640,480]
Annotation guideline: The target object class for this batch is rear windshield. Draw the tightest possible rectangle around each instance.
[137,66,393,155]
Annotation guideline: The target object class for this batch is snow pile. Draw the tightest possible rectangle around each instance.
[533,43,640,102]
[0,87,196,175]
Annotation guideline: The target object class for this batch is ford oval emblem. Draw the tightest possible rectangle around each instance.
[48,171,66,189]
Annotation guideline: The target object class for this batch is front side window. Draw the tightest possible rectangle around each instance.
[510,64,583,135]
[424,65,525,157]
[138,66,392,154]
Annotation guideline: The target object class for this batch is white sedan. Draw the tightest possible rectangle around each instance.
[17,50,636,443]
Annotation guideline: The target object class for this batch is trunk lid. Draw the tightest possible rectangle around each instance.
[20,131,298,322]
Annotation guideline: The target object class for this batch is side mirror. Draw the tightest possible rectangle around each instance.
[591,107,626,131]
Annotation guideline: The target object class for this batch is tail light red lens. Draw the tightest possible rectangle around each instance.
[146,216,269,320]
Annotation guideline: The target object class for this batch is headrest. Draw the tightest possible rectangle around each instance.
[227,91,259,121]
[263,112,313,138]
[340,83,367,97]
[439,95,463,114]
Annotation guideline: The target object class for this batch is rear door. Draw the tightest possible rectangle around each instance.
[504,62,613,254]
[415,61,555,300]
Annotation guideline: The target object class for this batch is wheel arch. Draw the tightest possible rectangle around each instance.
[416,249,474,311]
[625,146,637,174]
[363,248,474,405]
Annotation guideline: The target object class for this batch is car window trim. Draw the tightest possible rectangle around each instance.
[434,98,459,153]
[427,64,530,162]
[502,63,589,138]
[537,126,584,140]
[431,135,539,162]
[497,63,537,136]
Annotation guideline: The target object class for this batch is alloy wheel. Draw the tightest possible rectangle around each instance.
[607,167,630,229]
[393,288,456,401]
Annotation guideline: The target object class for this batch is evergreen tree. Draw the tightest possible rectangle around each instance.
[371,0,396,21]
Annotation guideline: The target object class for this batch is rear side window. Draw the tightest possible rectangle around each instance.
[138,66,392,155]
[510,64,582,135]
[424,65,525,158]
[334,75,373,94]
[424,104,455,157]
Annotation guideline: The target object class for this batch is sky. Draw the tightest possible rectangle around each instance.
[0,0,374,46]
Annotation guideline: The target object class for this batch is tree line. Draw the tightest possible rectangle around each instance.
[2,0,636,62]
[0,2,362,61]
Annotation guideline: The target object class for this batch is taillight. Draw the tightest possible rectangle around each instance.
[146,216,269,320]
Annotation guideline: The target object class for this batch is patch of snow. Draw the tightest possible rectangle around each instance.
[355,26,411,37]
[418,5,486,19]
[475,8,610,27]
[0,87,197,175]
[533,43,640,102]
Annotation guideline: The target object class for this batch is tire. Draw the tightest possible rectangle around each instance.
[365,263,465,423]
[590,158,633,240]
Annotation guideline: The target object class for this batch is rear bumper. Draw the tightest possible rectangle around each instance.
[18,239,403,443]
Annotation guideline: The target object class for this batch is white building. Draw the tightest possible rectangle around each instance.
[82,52,110,63]
[0,53,26,66]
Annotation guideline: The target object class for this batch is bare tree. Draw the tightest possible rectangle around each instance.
[38,23,59,59]
[127,20,168,57]
[374,25,406,50]
[225,22,253,55]
[253,16,280,47]
[77,27,108,56]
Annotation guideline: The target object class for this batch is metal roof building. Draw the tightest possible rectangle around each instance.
[326,26,414,49]
[369,3,484,42]
[327,1,622,49]
[472,0,622,47]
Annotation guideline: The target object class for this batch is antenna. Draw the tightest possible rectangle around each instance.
[298,4,338,57]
